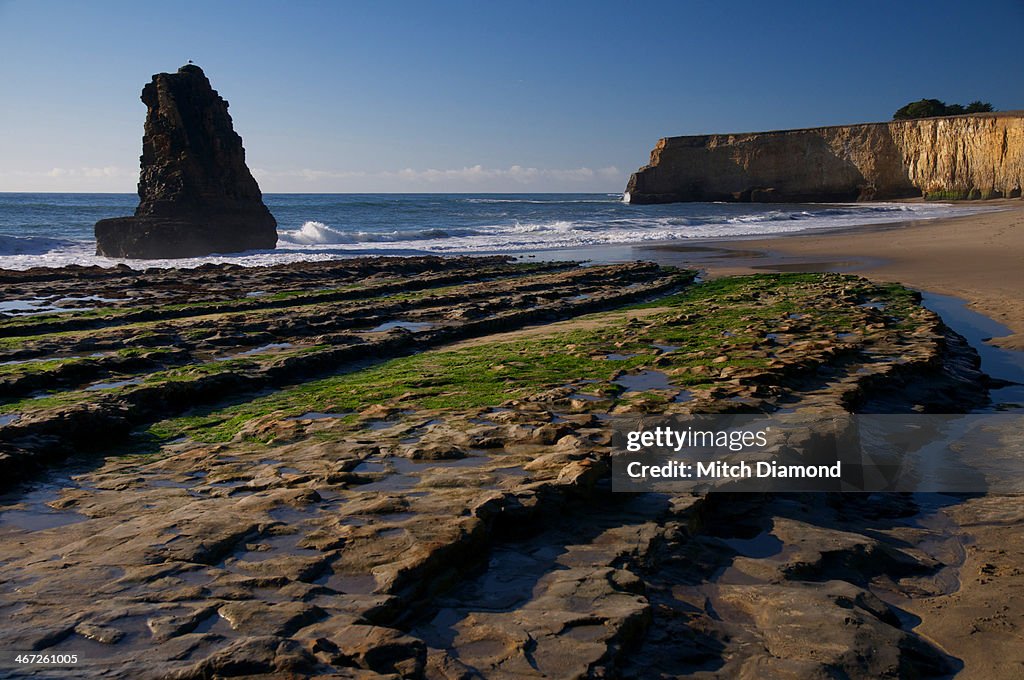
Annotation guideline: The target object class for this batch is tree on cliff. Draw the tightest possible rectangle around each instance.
[955,100,995,114]
[893,98,994,120]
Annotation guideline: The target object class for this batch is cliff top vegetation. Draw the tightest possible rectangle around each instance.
[893,98,994,120]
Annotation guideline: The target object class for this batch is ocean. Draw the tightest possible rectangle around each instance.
[0,193,985,270]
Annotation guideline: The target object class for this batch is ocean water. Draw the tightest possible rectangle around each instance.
[0,192,986,270]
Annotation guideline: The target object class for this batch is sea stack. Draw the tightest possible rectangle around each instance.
[95,64,277,259]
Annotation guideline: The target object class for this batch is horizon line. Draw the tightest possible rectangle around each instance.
[0,190,628,196]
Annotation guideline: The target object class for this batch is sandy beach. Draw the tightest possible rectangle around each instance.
[637,200,1024,349]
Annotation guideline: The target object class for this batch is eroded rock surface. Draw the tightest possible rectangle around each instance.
[0,258,1016,678]
[626,111,1024,203]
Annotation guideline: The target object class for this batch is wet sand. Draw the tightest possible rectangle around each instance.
[637,200,1024,349]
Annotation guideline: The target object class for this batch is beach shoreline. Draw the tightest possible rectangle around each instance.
[656,200,1024,349]
[663,197,1024,348]
[518,199,1024,350]
[0,193,996,271]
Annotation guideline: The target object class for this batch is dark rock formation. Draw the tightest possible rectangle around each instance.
[625,111,1024,204]
[95,64,277,258]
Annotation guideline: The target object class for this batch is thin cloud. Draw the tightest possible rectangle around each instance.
[1,164,624,192]
[45,167,129,178]
[252,164,622,187]
[0,167,137,191]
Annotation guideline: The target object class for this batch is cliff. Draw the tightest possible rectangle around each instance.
[625,112,1024,204]
[95,64,277,258]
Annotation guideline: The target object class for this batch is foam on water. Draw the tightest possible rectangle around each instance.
[283,220,350,245]
[280,220,484,245]
[0,193,999,270]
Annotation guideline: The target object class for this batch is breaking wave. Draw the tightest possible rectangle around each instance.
[271,202,976,255]
[280,221,485,245]
[0,193,996,270]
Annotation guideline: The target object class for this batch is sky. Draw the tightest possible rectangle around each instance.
[1,0,1022,193]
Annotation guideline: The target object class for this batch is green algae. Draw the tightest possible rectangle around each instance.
[2,272,927,453]
[143,273,907,444]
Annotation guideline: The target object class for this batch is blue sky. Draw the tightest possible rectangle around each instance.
[1,0,1022,193]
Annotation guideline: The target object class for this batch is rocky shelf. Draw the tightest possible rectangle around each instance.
[0,256,1000,678]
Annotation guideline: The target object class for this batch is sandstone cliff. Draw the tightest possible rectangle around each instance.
[95,64,277,258]
[625,112,1024,204]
